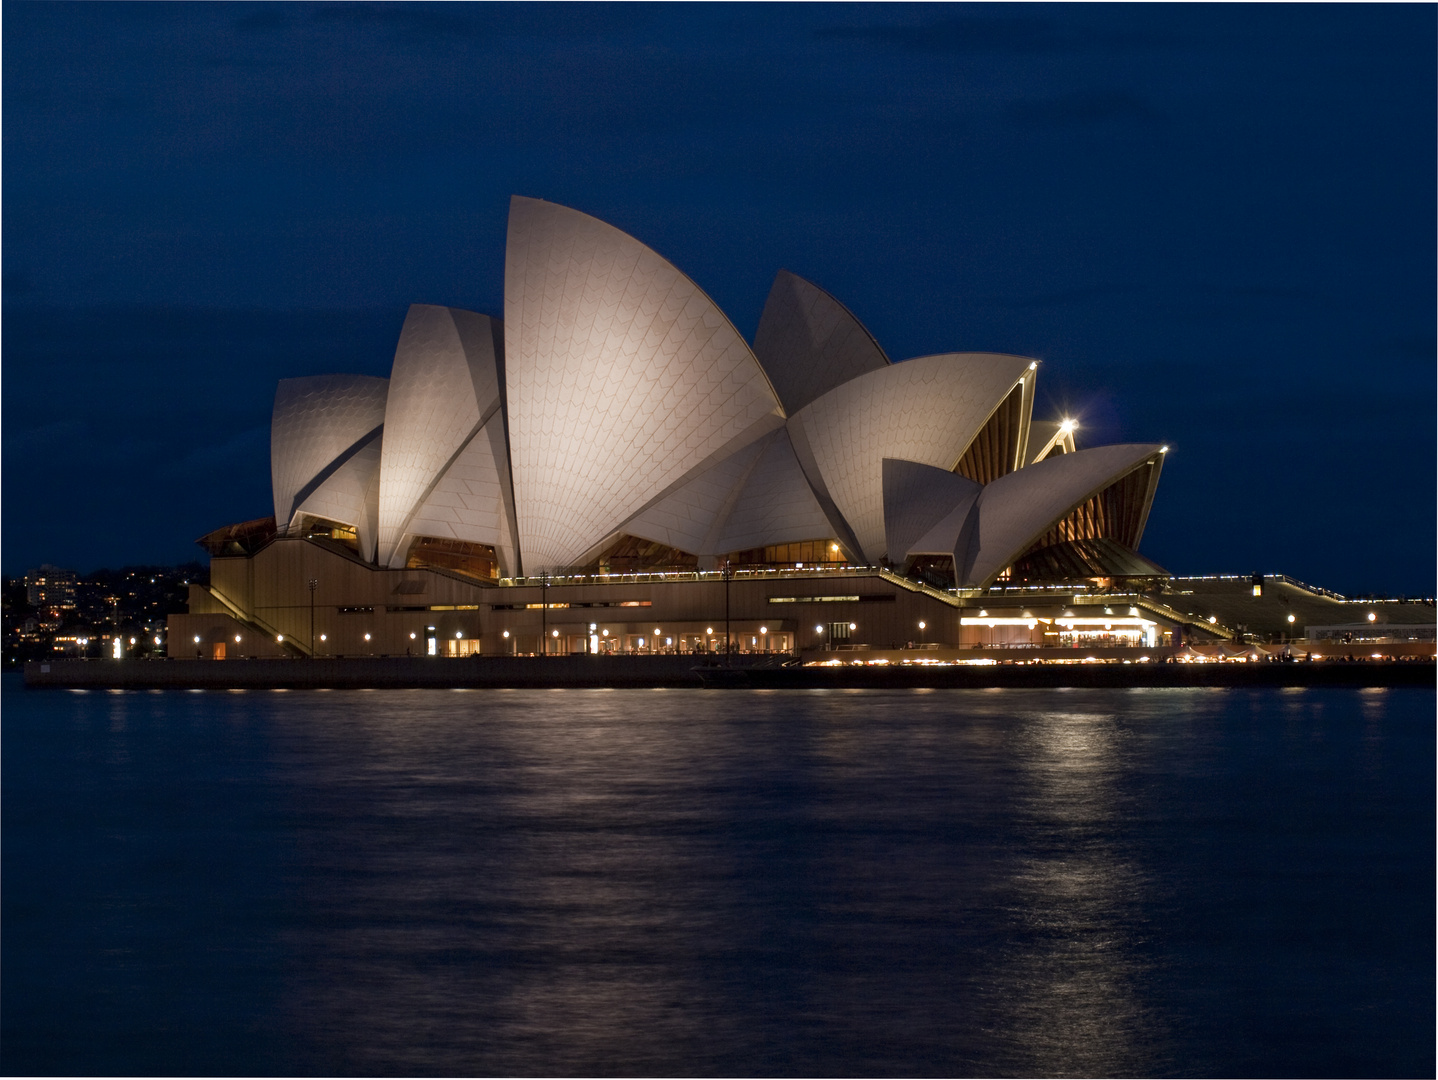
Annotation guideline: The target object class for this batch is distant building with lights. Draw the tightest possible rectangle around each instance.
[25,564,76,611]
[171,197,1193,661]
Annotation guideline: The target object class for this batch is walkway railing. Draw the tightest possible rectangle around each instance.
[204,585,311,656]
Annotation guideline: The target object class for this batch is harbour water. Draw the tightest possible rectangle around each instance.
[2,675,1432,1076]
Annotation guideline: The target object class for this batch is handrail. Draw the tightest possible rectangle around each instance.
[501,565,894,587]
[876,568,964,608]
[1169,573,1351,602]
[204,584,311,656]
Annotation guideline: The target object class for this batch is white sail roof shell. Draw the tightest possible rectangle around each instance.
[963,443,1166,587]
[259,199,1170,583]
[752,270,889,415]
[787,353,1034,563]
[375,305,507,567]
[503,196,785,571]
[270,374,388,529]
[617,437,768,557]
[882,458,981,559]
[619,428,834,557]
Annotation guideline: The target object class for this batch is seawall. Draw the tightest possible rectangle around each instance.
[22,657,1435,690]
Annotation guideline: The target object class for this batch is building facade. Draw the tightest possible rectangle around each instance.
[172,197,1180,659]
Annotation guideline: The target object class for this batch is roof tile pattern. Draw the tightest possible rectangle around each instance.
[504,196,784,571]
[376,305,505,566]
[271,375,388,527]
[752,270,889,415]
[965,443,1164,587]
[788,353,1032,563]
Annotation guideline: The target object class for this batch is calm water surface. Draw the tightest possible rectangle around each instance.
[2,676,1432,1077]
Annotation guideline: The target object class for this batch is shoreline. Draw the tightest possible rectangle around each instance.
[21,656,1435,691]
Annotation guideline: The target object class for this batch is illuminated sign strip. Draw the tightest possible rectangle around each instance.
[489,600,653,611]
[962,616,1154,627]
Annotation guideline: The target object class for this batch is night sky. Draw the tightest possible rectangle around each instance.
[4,2,1433,595]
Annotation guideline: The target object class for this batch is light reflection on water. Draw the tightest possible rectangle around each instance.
[2,682,1432,1077]
[997,710,1153,1077]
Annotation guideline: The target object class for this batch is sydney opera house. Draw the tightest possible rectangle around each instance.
[172,197,1178,660]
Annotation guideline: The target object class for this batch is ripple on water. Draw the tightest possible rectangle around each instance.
[2,680,1432,1077]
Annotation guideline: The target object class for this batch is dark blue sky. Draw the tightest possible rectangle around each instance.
[4,2,1433,594]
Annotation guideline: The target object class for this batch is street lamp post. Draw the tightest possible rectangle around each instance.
[540,571,549,655]
[307,578,318,658]
[723,560,732,666]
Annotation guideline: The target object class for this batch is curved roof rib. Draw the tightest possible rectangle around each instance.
[291,429,383,562]
[376,305,508,567]
[962,443,1166,588]
[1024,420,1077,466]
[752,270,889,415]
[271,374,389,531]
[504,196,785,571]
[787,353,1034,564]
[402,412,519,576]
